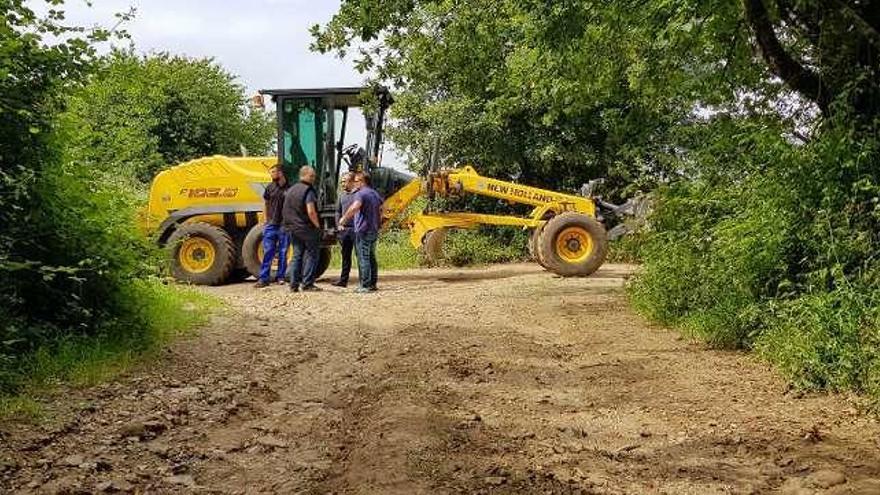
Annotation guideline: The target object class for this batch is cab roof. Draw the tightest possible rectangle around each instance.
[259,86,391,108]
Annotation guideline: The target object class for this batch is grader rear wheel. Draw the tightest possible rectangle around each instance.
[242,223,293,280]
[167,222,236,285]
[230,268,252,283]
[536,212,607,277]
[315,247,332,280]
[422,228,448,265]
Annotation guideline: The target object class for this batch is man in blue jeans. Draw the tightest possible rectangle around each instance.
[282,166,323,292]
[254,164,289,288]
[337,172,383,293]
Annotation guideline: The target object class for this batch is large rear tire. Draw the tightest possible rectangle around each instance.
[244,224,330,281]
[536,212,608,277]
[422,228,448,265]
[315,247,332,279]
[242,223,294,280]
[167,222,236,285]
[228,268,252,283]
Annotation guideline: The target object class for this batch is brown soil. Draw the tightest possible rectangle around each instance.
[2,263,880,494]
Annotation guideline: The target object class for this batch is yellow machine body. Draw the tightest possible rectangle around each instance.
[380,165,597,246]
[146,156,608,283]
[379,165,609,277]
[144,155,277,240]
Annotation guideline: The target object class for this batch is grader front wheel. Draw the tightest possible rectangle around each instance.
[536,212,608,277]
[422,228,448,265]
[529,225,550,269]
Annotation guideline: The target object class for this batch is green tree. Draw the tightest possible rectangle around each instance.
[315,0,880,399]
[64,51,275,183]
[0,3,269,395]
[313,1,878,185]
[312,0,697,195]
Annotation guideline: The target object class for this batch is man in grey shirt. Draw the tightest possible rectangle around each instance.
[333,172,356,287]
[338,172,383,293]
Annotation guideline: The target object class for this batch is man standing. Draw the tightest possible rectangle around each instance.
[254,164,289,288]
[282,166,322,292]
[338,172,383,293]
[332,173,356,287]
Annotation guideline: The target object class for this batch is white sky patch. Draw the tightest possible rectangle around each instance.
[32,0,405,169]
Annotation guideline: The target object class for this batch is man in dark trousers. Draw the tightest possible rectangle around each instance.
[338,172,383,293]
[333,172,356,287]
[254,164,289,288]
[282,166,322,292]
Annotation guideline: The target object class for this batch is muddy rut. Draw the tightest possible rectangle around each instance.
[2,263,880,494]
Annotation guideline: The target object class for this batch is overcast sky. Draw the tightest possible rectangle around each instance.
[55,0,404,167]
[61,0,362,90]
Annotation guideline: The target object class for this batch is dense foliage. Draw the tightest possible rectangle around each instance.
[0,2,272,394]
[64,51,274,183]
[315,1,880,399]
[1,0,119,391]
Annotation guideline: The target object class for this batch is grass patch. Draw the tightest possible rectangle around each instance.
[442,227,528,267]
[327,229,421,272]
[0,396,45,423]
[326,227,530,273]
[606,234,645,263]
[0,280,218,421]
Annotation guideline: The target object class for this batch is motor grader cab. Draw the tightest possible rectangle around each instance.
[146,86,407,285]
[263,86,399,209]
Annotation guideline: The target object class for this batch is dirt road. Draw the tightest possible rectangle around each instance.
[3,263,880,494]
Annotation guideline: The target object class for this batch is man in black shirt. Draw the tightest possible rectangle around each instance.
[255,164,290,288]
[282,166,322,292]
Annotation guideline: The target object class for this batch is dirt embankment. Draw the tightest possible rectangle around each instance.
[2,263,880,494]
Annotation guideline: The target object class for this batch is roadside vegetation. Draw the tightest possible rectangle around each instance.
[315,0,880,403]
[328,230,421,272]
[0,2,271,411]
[329,227,529,272]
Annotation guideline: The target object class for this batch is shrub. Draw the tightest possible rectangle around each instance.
[443,227,529,267]
[757,287,880,395]
[630,121,880,401]
[1,5,263,397]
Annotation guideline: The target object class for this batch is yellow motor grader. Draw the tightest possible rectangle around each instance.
[144,87,608,285]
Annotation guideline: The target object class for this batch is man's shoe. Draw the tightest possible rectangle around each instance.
[331,280,347,287]
[275,279,287,286]
[302,285,323,292]
[253,280,270,289]
[289,285,300,292]
[355,287,372,294]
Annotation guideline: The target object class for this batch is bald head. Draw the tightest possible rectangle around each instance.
[299,166,316,184]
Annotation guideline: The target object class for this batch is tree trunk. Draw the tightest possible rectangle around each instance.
[741,0,832,114]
